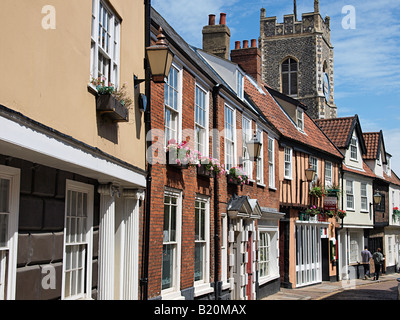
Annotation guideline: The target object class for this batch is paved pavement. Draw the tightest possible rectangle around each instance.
[262,273,400,300]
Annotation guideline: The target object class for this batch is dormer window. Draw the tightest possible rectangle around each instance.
[297,108,304,131]
[350,137,357,160]
[237,71,244,100]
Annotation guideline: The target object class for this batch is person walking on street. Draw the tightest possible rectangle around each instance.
[372,248,384,281]
[361,246,372,279]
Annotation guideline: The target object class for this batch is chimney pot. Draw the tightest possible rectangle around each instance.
[251,39,257,48]
[208,14,216,26]
[235,41,241,50]
[243,40,249,49]
[219,13,226,25]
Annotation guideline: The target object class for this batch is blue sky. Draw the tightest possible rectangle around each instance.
[153,0,400,174]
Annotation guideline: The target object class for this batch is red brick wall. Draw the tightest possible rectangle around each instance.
[146,67,281,299]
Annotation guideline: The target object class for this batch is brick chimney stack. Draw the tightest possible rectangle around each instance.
[230,39,262,84]
[202,13,231,60]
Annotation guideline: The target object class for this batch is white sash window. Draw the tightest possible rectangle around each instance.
[0,165,20,300]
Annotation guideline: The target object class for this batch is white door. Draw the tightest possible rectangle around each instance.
[295,224,322,287]
[232,231,242,300]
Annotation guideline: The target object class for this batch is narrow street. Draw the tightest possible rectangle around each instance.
[262,273,400,300]
[323,278,398,300]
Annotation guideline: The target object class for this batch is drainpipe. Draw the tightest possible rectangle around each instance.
[141,0,151,300]
[212,84,222,300]
[336,162,344,281]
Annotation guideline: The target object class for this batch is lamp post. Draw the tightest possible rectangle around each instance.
[141,18,174,300]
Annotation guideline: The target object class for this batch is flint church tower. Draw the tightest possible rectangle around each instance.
[260,0,337,119]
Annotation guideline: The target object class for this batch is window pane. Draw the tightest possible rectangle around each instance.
[0,179,10,213]
[195,208,199,241]
[290,73,298,95]
[282,73,289,94]
[0,214,8,247]
[194,243,204,281]
[163,204,170,243]
[162,244,174,290]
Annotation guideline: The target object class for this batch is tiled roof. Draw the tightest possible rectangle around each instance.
[383,170,400,187]
[343,162,376,179]
[244,78,343,159]
[363,132,380,160]
[314,117,355,148]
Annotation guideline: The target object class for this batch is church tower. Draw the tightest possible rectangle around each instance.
[259,0,337,119]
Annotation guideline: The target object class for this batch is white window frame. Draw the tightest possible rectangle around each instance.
[220,213,228,286]
[165,65,182,146]
[297,108,304,131]
[350,137,358,161]
[361,182,368,212]
[259,232,271,279]
[194,84,209,157]
[284,147,293,180]
[310,156,318,185]
[90,0,121,88]
[256,127,264,184]
[268,137,275,189]
[62,180,94,300]
[325,161,332,188]
[224,104,236,171]
[346,180,354,211]
[242,116,253,179]
[194,195,211,296]
[161,188,182,299]
[237,71,244,100]
[0,165,20,300]
[349,231,363,264]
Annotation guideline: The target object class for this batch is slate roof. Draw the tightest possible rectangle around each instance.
[244,79,343,160]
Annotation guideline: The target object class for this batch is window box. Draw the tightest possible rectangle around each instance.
[166,151,189,169]
[299,212,309,221]
[96,94,129,123]
[326,188,340,198]
[197,164,214,178]
[227,174,241,185]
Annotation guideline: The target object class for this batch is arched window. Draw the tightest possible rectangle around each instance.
[281,58,298,96]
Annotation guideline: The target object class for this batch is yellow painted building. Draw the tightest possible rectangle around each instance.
[0,0,147,300]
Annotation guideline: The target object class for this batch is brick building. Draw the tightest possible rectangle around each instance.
[259,0,337,119]
[146,9,282,300]
[0,0,147,300]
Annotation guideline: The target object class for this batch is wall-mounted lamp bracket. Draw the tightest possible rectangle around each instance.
[134,75,145,89]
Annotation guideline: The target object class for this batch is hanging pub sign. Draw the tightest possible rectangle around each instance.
[324,196,337,211]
